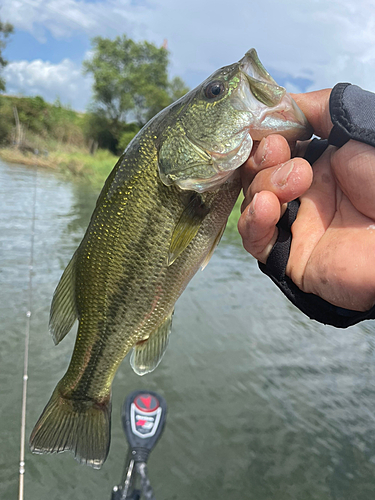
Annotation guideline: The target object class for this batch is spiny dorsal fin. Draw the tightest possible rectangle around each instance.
[49,253,78,345]
[168,194,210,266]
[201,222,226,271]
[130,310,174,376]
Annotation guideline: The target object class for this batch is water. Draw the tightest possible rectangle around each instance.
[1,158,375,500]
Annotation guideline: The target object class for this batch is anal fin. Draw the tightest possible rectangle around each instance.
[130,310,174,376]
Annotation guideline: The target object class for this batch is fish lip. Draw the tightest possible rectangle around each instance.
[239,49,278,86]
[238,50,313,142]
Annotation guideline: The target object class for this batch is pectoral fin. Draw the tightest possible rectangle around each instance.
[130,310,174,376]
[168,194,210,266]
[49,253,78,345]
[200,223,226,271]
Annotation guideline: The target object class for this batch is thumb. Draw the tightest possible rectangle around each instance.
[332,140,375,220]
[291,89,333,139]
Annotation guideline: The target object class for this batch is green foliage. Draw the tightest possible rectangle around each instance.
[0,95,13,143]
[53,147,117,187]
[225,195,243,234]
[82,110,140,154]
[0,18,13,92]
[169,76,190,102]
[0,93,141,156]
[118,129,139,152]
[0,95,86,147]
[82,110,118,152]
[83,36,168,126]
[0,95,119,187]
[83,35,189,133]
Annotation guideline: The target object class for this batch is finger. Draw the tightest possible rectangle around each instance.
[238,190,280,263]
[240,135,292,194]
[244,157,313,208]
[291,89,333,139]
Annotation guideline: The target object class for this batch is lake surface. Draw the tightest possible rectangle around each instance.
[1,158,375,500]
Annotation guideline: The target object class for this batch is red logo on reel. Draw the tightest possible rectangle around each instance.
[134,394,159,413]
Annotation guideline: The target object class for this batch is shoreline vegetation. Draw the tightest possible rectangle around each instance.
[0,94,122,188]
[0,145,117,189]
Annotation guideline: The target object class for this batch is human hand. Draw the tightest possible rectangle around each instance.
[238,89,375,312]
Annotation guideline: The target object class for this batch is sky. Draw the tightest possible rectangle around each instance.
[2,0,375,112]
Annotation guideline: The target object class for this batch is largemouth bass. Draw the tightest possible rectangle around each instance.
[30,49,312,468]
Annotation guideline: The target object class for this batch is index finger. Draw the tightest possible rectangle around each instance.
[291,89,333,139]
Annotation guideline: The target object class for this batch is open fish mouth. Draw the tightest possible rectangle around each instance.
[235,49,313,141]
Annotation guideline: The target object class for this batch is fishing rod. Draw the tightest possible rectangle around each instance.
[19,167,38,500]
[111,390,167,500]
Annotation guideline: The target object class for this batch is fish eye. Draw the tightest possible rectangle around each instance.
[204,81,226,100]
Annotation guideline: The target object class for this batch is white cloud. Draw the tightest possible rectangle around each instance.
[4,59,92,110]
[3,0,375,110]
[1,0,147,42]
[284,0,375,93]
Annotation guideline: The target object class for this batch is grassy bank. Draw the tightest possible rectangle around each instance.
[0,94,135,188]
[0,146,117,188]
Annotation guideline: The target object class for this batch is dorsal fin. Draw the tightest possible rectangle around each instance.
[49,253,78,345]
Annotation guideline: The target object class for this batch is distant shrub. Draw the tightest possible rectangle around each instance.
[0,96,13,143]
[0,94,140,155]
[118,128,139,153]
[0,95,86,148]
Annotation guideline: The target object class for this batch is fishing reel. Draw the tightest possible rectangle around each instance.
[111,390,167,500]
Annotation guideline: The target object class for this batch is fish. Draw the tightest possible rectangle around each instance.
[29,49,312,469]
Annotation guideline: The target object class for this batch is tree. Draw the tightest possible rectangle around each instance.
[83,35,189,133]
[0,18,13,92]
[168,75,190,103]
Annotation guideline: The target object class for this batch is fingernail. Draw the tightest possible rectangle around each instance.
[253,137,268,167]
[271,161,294,187]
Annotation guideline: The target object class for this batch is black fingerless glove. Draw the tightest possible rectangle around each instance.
[259,83,375,327]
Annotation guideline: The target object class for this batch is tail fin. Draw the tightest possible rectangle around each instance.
[29,386,111,469]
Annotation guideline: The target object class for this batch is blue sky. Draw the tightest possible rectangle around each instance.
[2,0,375,111]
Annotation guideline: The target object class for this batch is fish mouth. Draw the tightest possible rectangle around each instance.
[235,49,313,142]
